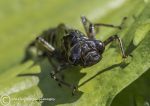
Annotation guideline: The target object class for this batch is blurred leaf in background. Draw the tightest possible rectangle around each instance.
[0,0,150,106]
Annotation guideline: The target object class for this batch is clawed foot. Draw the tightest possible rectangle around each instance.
[122,54,133,60]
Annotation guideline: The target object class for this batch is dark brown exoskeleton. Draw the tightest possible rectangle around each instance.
[25,16,127,95]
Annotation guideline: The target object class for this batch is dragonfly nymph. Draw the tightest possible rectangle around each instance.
[25,16,127,95]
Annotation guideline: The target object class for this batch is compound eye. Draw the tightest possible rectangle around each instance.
[93,40,105,53]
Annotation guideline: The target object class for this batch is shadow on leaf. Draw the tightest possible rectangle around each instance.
[78,62,129,88]
[18,59,84,105]
[18,57,129,106]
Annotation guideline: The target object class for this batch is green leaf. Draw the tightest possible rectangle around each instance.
[111,68,150,106]
[0,0,150,106]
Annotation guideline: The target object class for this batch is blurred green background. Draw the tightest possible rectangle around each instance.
[0,0,150,106]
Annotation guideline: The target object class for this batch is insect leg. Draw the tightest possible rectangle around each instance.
[81,16,127,39]
[50,72,77,95]
[94,23,121,29]
[22,40,48,63]
[103,35,127,58]
[94,17,127,29]
[47,56,77,95]
[36,36,55,52]
[50,67,77,95]
[81,16,96,39]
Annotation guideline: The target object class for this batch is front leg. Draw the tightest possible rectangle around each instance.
[81,16,127,39]
[50,71,77,95]
[36,37,78,95]
[81,16,95,39]
[22,38,50,62]
[49,58,78,95]
[103,35,127,58]
[36,36,55,53]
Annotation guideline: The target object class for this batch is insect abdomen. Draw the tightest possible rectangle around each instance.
[40,24,68,51]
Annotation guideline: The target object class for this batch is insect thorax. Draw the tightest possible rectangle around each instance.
[62,30,105,67]
[39,24,105,67]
